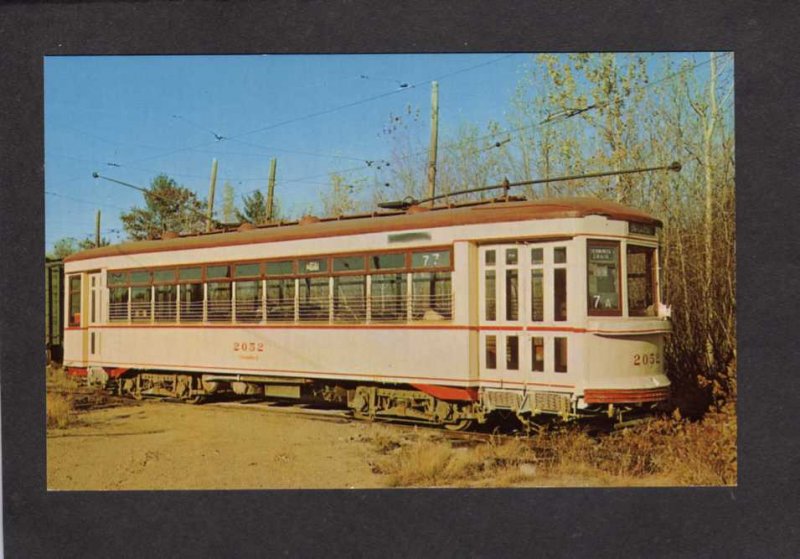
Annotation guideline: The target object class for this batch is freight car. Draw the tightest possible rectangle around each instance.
[45,259,64,364]
[62,196,672,430]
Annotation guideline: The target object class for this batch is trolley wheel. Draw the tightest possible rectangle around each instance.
[184,395,207,405]
[352,410,374,422]
[444,419,475,432]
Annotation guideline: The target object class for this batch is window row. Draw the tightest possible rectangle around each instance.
[107,272,452,324]
[485,267,567,322]
[106,249,452,286]
[485,335,568,373]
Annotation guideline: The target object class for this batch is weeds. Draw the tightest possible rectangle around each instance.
[372,409,737,487]
[46,392,72,429]
[45,365,115,429]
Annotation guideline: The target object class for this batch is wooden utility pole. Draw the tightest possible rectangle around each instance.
[266,157,277,223]
[206,158,218,232]
[426,81,439,205]
[95,210,101,247]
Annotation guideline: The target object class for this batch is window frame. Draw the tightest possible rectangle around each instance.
[586,239,623,317]
[626,244,657,317]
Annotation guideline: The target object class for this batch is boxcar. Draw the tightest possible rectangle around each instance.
[45,259,64,364]
[62,197,671,429]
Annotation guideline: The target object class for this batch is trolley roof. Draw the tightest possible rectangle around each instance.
[64,197,660,263]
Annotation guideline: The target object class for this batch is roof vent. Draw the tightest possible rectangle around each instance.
[238,222,256,232]
[161,231,179,240]
[299,215,320,225]
[406,204,430,215]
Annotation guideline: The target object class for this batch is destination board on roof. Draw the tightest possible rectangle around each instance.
[629,221,656,236]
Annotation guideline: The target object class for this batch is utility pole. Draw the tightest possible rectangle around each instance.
[206,158,218,232]
[426,81,439,205]
[95,209,101,247]
[266,157,277,223]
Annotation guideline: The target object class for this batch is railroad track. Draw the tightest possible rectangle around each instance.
[116,394,646,448]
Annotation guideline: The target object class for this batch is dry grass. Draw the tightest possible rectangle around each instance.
[46,392,73,429]
[371,408,736,488]
[45,365,115,429]
[46,365,78,429]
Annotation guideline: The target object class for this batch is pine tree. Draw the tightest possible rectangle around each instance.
[120,174,207,240]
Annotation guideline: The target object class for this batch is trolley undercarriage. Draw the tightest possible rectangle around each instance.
[85,367,667,431]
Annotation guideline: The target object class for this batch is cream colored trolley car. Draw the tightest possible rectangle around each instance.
[63,197,671,430]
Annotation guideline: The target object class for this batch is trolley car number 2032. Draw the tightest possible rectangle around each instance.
[233,342,265,352]
[633,352,661,366]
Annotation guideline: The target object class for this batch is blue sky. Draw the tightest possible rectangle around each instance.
[44,53,718,251]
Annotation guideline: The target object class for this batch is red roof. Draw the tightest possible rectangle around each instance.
[64,197,660,263]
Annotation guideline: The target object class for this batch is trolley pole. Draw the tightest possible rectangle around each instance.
[426,81,439,205]
[95,209,101,247]
[266,157,277,223]
[206,158,218,232]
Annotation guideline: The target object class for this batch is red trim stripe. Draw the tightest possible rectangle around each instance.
[583,387,669,404]
[68,323,666,335]
[411,384,479,402]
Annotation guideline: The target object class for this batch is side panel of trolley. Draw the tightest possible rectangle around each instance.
[88,326,474,386]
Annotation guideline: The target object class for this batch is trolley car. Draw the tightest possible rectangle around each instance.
[62,196,671,429]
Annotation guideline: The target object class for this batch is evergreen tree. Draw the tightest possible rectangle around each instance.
[120,174,207,240]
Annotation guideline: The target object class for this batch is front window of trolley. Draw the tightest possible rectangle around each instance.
[587,241,621,316]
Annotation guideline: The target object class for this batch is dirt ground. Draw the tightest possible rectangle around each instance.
[47,399,399,490]
[48,394,723,490]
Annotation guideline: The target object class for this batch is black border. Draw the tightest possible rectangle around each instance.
[2,1,799,557]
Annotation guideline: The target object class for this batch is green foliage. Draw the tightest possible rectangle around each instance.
[120,174,207,240]
[48,238,80,259]
[48,236,110,259]
[236,190,283,224]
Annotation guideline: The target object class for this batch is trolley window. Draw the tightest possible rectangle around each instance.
[207,282,232,321]
[266,278,295,321]
[485,270,496,321]
[68,275,81,326]
[206,265,231,280]
[109,286,129,322]
[531,337,544,372]
[130,270,151,285]
[411,250,450,269]
[370,253,405,271]
[555,337,568,372]
[506,336,519,370]
[235,263,261,278]
[485,335,497,370]
[333,256,365,273]
[235,280,262,323]
[299,258,327,275]
[130,286,152,322]
[180,283,203,322]
[587,241,621,316]
[179,267,202,282]
[333,275,366,322]
[411,272,452,320]
[153,269,176,284]
[154,284,176,322]
[627,245,656,316]
[266,260,294,276]
[108,271,128,286]
[299,277,329,321]
[371,273,407,322]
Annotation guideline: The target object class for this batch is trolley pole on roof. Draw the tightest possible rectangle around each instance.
[266,157,277,223]
[206,158,218,232]
[426,81,439,205]
[95,209,101,247]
